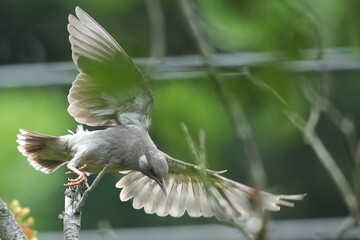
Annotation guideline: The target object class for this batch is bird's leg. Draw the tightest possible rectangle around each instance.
[65,164,88,175]
[65,164,89,188]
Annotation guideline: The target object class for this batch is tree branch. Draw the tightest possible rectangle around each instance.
[0,199,27,240]
[145,0,166,78]
[76,165,110,213]
[181,123,254,240]
[285,110,358,212]
[60,165,110,240]
[177,0,267,192]
[245,70,359,215]
[299,80,360,238]
[62,184,84,240]
[177,0,268,239]
[247,70,360,238]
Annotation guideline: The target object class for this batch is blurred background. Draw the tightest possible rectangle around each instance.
[1,0,360,237]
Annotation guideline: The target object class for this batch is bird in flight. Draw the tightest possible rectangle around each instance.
[17,6,305,222]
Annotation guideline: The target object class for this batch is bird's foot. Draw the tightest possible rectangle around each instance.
[65,164,89,188]
[66,164,88,174]
[66,174,89,188]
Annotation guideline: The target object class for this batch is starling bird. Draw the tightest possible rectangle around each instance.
[17,7,305,221]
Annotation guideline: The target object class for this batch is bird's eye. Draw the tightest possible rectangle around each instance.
[148,167,155,175]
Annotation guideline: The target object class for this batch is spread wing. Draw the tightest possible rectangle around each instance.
[116,156,306,221]
[67,7,153,127]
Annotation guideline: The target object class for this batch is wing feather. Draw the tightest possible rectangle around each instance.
[75,7,122,53]
[67,7,153,127]
[163,177,178,215]
[151,185,167,216]
[116,156,306,222]
[136,180,158,210]
[176,180,188,217]
[185,179,200,217]
[197,182,213,217]
[118,173,147,201]
[144,184,162,214]
[133,177,155,210]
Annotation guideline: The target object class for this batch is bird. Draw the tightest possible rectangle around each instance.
[17,6,305,222]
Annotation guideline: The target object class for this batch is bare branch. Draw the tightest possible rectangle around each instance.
[98,219,119,240]
[246,72,359,220]
[181,123,254,240]
[299,79,360,238]
[145,0,166,78]
[61,165,110,240]
[177,0,267,191]
[285,110,358,218]
[62,184,85,240]
[300,80,358,160]
[247,69,360,237]
[177,1,268,238]
[0,199,27,240]
[181,122,201,161]
[304,107,321,142]
[355,142,360,222]
[76,165,110,213]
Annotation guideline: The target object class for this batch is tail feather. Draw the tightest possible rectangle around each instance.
[17,129,69,174]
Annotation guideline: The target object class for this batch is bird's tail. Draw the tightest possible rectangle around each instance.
[17,129,70,174]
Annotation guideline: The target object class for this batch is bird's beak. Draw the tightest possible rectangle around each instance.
[156,178,167,196]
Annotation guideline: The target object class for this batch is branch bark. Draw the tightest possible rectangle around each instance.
[60,165,109,240]
[0,199,27,240]
[61,184,85,240]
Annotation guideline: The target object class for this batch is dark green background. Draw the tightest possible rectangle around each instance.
[1,0,359,232]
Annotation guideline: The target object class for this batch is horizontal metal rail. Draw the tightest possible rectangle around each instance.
[0,47,359,88]
[37,218,360,240]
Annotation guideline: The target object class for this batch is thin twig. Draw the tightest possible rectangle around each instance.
[299,80,360,238]
[176,0,267,194]
[177,1,268,238]
[98,219,119,240]
[76,165,110,213]
[304,106,321,142]
[285,110,358,222]
[181,123,254,240]
[0,199,27,240]
[300,80,358,161]
[181,122,200,160]
[145,0,166,78]
[242,68,289,108]
[337,216,359,240]
[297,7,360,232]
[246,72,359,222]
[354,142,360,226]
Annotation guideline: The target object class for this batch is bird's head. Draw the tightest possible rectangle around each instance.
[139,146,168,196]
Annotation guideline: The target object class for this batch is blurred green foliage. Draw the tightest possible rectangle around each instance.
[1,0,360,232]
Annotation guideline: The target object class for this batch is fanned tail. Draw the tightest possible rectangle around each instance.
[17,129,70,173]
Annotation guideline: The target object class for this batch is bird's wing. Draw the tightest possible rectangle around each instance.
[116,156,306,221]
[67,7,153,127]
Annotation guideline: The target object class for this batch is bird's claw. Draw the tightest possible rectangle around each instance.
[65,164,89,188]
[66,164,88,175]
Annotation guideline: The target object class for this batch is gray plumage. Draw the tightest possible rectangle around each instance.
[16,6,305,222]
